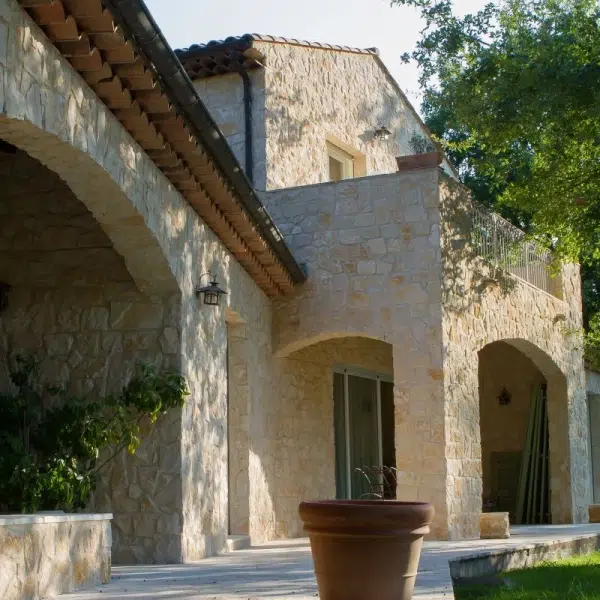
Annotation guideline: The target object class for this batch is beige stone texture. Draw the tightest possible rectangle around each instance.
[196,42,454,192]
[258,336,393,541]
[0,0,274,563]
[479,512,510,539]
[588,504,600,523]
[0,514,111,600]
[263,170,449,537]
[441,179,591,539]
[2,0,593,562]
[193,71,267,190]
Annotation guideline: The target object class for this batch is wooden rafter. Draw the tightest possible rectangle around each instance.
[17,0,296,297]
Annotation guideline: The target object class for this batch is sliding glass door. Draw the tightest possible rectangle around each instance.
[333,368,395,499]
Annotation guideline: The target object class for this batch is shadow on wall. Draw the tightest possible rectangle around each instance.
[440,177,518,316]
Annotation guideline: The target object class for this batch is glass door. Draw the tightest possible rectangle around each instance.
[333,368,394,499]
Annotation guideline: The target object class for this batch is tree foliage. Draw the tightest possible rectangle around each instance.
[0,356,188,512]
[394,0,600,261]
[393,0,600,362]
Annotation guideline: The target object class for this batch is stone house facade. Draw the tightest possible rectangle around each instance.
[0,0,593,568]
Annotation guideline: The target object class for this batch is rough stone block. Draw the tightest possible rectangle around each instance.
[480,512,510,539]
[588,504,600,523]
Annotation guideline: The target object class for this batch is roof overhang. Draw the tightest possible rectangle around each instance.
[175,34,379,80]
[15,0,306,298]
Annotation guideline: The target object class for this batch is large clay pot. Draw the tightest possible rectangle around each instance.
[299,499,434,600]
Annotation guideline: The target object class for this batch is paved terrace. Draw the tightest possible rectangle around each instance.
[61,524,600,600]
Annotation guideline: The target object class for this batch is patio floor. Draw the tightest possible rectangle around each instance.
[59,524,600,600]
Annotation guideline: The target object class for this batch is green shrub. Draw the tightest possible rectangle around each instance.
[0,355,188,513]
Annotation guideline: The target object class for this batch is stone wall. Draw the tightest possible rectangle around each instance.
[0,513,111,600]
[197,41,453,192]
[264,170,450,537]
[193,71,268,190]
[0,0,275,563]
[440,179,591,538]
[256,42,429,190]
[258,336,393,540]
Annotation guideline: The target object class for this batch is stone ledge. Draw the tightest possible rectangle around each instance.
[0,513,112,600]
[0,512,113,526]
[450,533,600,583]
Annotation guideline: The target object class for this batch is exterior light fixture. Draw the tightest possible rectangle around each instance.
[498,387,512,406]
[373,124,392,141]
[195,272,227,306]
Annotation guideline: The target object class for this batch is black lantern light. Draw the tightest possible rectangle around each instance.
[498,387,512,406]
[373,124,392,141]
[195,272,227,306]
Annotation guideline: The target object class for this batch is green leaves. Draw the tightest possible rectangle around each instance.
[393,0,600,360]
[0,357,188,513]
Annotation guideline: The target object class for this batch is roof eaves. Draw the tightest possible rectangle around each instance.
[175,33,380,58]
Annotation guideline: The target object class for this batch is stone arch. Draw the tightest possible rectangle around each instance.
[0,117,177,296]
[478,338,571,525]
[275,330,389,358]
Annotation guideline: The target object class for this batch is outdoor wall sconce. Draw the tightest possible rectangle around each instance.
[195,272,227,306]
[498,387,512,406]
[0,282,10,314]
[373,124,392,141]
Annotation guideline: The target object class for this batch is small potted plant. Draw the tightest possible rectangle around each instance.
[299,466,434,600]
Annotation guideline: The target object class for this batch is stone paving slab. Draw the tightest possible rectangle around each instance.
[55,524,600,600]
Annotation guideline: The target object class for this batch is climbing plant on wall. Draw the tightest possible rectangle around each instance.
[0,355,188,513]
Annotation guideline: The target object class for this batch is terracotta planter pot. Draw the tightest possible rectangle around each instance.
[299,499,434,600]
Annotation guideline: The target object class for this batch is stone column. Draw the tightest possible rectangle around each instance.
[393,338,449,539]
[227,321,250,536]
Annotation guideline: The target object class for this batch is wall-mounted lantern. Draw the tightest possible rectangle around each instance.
[498,387,512,406]
[0,282,10,313]
[195,272,227,306]
[373,124,392,141]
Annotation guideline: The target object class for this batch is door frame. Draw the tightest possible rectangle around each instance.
[333,365,393,499]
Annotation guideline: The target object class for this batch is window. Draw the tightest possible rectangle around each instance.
[327,143,355,182]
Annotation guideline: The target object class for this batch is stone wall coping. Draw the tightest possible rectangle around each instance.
[261,169,430,196]
[0,512,113,526]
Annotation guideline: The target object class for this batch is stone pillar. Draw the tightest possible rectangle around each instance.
[227,320,250,536]
[393,340,449,539]
[442,341,483,540]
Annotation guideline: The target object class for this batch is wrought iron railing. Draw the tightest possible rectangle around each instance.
[470,203,555,296]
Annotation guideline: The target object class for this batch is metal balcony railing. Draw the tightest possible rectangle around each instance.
[470,203,555,296]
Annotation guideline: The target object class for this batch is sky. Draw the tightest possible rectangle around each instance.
[144,0,489,109]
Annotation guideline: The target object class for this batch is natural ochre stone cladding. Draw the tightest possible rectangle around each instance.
[193,71,268,190]
[196,42,454,192]
[263,336,394,541]
[479,512,510,539]
[0,513,111,600]
[0,0,274,563]
[441,179,591,539]
[265,170,449,537]
[268,169,590,540]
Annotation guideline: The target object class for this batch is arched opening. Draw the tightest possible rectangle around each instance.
[0,141,182,563]
[266,334,394,538]
[479,340,569,526]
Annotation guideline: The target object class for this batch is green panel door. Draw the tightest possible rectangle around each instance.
[348,374,380,499]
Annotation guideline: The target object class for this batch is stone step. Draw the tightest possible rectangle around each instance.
[225,535,251,552]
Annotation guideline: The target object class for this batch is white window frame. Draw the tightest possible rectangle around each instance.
[327,143,354,181]
[333,366,393,498]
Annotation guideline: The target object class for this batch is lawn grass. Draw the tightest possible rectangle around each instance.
[454,551,600,599]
